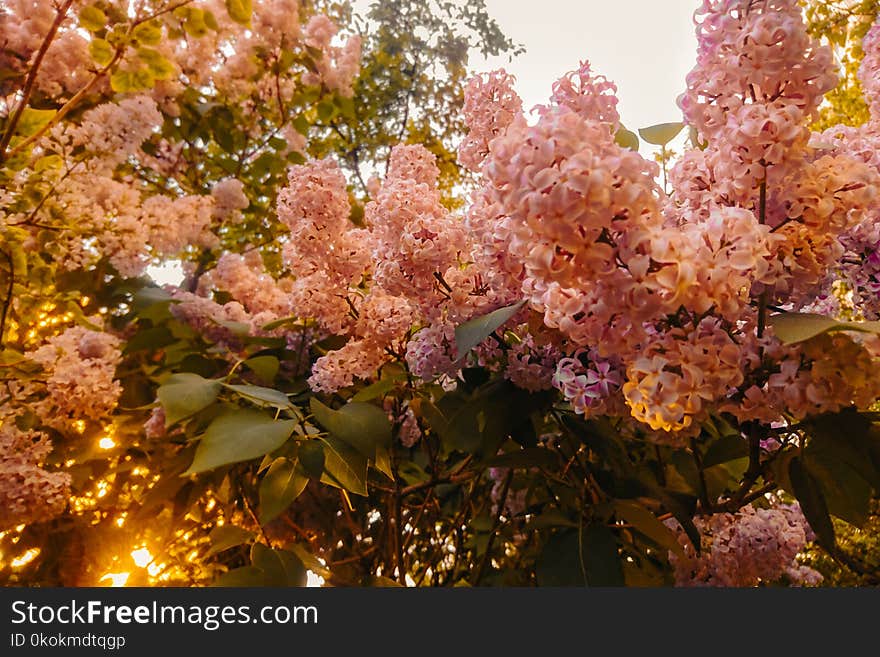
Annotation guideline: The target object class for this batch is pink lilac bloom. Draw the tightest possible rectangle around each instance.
[0,425,71,531]
[667,500,822,587]
[458,69,523,173]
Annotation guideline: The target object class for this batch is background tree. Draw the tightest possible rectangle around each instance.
[804,0,877,130]
[309,0,523,207]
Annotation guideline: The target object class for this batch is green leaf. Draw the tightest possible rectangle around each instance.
[309,398,391,460]
[396,460,429,486]
[615,127,639,150]
[638,122,685,146]
[259,458,309,523]
[805,410,880,489]
[807,456,873,526]
[223,383,292,411]
[614,500,684,557]
[157,373,221,427]
[260,315,299,331]
[454,300,526,358]
[581,524,625,586]
[182,7,209,37]
[337,95,356,119]
[0,349,24,366]
[204,9,219,30]
[559,414,631,475]
[132,21,162,45]
[317,100,337,122]
[319,435,368,496]
[291,114,310,135]
[702,434,749,469]
[16,108,55,137]
[768,312,880,345]
[137,48,174,80]
[88,38,114,67]
[528,509,579,529]
[286,543,331,580]
[536,529,585,586]
[420,398,480,453]
[225,0,252,25]
[351,367,407,401]
[251,544,306,586]
[34,154,63,172]
[373,446,393,479]
[133,66,155,90]
[801,413,877,527]
[642,479,701,554]
[298,440,326,479]
[213,319,251,336]
[184,410,296,475]
[110,70,134,93]
[243,355,279,384]
[124,326,175,354]
[205,525,254,557]
[133,286,173,308]
[512,520,610,583]
[79,5,107,31]
[789,457,835,551]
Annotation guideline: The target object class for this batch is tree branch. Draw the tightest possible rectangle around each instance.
[0,0,75,162]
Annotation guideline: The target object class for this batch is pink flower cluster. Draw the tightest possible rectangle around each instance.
[30,95,229,278]
[73,96,163,169]
[384,399,422,448]
[368,146,467,319]
[275,147,497,391]
[543,60,620,127]
[480,100,705,361]
[458,69,523,173]
[278,158,370,334]
[667,500,822,587]
[309,291,414,393]
[0,0,91,98]
[211,178,249,221]
[52,171,217,278]
[725,332,880,423]
[0,425,71,531]
[681,0,836,154]
[810,20,880,321]
[301,15,362,97]
[623,318,746,433]
[671,0,876,305]
[27,325,122,425]
[206,252,292,320]
[504,334,561,392]
[859,21,880,122]
[553,350,624,417]
[404,321,459,382]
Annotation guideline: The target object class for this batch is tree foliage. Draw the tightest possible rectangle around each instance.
[804,0,877,130]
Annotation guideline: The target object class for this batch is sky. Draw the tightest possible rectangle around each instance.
[470,0,699,154]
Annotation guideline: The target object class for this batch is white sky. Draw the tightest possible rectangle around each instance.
[470,0,699,155]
